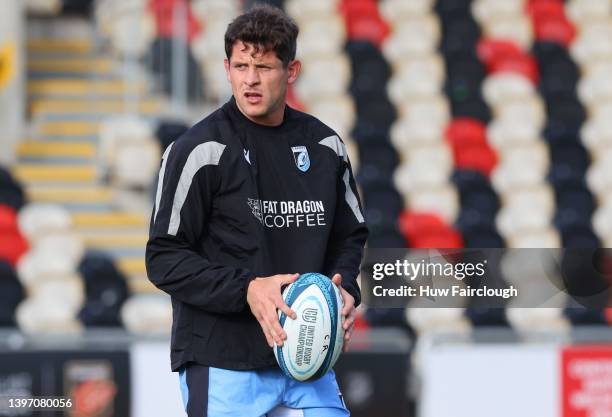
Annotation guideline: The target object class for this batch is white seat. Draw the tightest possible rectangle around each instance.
[306,95,355,141]
[345,138,359,172]
[571,21,612,65]
[29,277,85,312]
[500,184,555,216]
[390,117,444,150]
[487,116,541,150]
[379,0,435,23]
[17,250,80,287]
[191,18,234,63]
[581,115,612,150]
[26,0,62,14]
[472,0,526,24]
[387,57,444,104]
[405,308,471,336]
[109,7,155,57]
[586,149,612,196]
[497,141,550,172]
[405,184,459,224]
[99,115,153,173]
[382,15,441,61]
[191,0,240,21]
[112,139,161,189]
[397,95,450,128]
[491,160,547,193]
[403,142,454,170]
[593,201,612,241]
[506,228,561,248]
[297,17,346,60]
[505,308,570,333]
[394,159,451,194]
[16,298,83,334]
[121,294,173,334]
[567,0,612,27]
[483,15,533,50]
[286,0,340,22]
[33,232,84,266]
[18,203,72,242]
[494,96,546,131]
[496,202,553,238]
[578,70,612,108]
[202,60,233,102]
[295,55,351,104]
[483,72,535,108]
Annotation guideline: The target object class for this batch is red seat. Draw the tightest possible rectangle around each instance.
[411,230,464,249]
[0,232,28,267]
[534,16,576,47]
[339,0,380,18]
[454,146,498,177]
[346,16,390,47]
[286,84,306,112]
[445,118,488,152]
[526,0,566,22]
[0,205,18,234]
[399,212,448,238]
[489,54,540,84]
[477,39,524,71]
[149,0,202,43]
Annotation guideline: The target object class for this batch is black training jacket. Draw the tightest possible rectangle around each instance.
[146,97,368,371]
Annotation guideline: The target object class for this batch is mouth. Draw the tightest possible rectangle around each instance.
[244,92,262,104]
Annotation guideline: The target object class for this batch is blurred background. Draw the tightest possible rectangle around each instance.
[0,0,612,416]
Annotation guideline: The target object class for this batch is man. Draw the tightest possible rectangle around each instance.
[146,5,368,417]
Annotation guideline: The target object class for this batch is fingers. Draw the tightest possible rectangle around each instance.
[279,273,300,285]
[277,300,297,320]
[331,273,342,287]
[343,308,356,331]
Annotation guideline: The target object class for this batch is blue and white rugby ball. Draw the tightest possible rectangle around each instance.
[274,273,344,382]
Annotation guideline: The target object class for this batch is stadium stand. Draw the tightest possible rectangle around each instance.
[0,1,611,415]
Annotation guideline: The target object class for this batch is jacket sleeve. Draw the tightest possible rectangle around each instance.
[145,136,256,314]
[321,136,368,307]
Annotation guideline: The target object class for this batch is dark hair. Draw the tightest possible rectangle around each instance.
[224,4,299,67]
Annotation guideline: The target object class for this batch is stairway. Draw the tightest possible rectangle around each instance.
[14,18,162,294]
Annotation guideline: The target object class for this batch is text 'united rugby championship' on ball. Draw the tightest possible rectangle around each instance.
[274,273,344,382]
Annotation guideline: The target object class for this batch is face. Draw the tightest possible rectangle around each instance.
[224,41,300,126]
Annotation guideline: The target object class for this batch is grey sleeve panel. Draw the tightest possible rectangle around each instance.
[168,141,226,236]
[318,135,365,224]
[154,142,175,224]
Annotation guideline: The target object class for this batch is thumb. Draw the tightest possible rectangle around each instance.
[280,273,300,285]
[331,273,342,287]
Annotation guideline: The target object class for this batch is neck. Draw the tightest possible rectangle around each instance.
[234,99,286,127]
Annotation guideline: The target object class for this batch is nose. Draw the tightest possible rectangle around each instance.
[245,66,260,86]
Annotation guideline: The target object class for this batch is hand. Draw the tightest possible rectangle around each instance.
[331,274,356,352]
[247,273,298,348]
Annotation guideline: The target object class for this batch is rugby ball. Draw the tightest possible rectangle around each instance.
[274,273,344,381]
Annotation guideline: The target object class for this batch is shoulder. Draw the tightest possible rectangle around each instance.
[287,107,346,152]
[166,108,233,163]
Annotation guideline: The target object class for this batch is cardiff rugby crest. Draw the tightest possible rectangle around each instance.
[291,146,310,172]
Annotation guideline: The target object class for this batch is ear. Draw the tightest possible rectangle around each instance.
[287,59,301,84]
[224,58,231,82]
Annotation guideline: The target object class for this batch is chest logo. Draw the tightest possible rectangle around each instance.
[291,146,310,172]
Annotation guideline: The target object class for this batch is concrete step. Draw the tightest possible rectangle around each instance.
[30,98,163,116]
[72,212,148,229]
[28,79,145,97]
[37,120,99,137]
[13,164,97,183]
[28,57,114,74]
[17,141,96,159]
[26,185,112,204]
[27,38,94,54]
